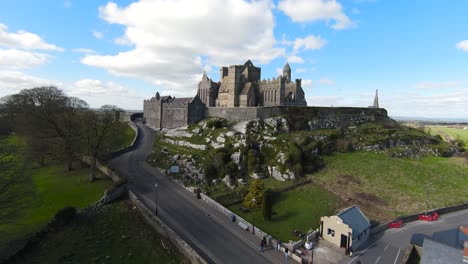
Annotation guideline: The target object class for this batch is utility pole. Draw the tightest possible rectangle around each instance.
[252,198,256,235]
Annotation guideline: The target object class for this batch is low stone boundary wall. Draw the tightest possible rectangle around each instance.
[371,201,468,235]
[79,156,121,182]
[106,121,140,160]
[128,190,207,264]
[199,193,305,263]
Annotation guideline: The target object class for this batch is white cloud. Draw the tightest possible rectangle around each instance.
[0,24,63,51]
[278,0,354,30]
[0,70,148,110]
[82,0,284,94]
[302,79,313,88]
[293,35,327,51]
[0,48,49,69]
[93,30,104,39]
[456,40,468,52]
[276,68,283,76]
[72,48,95,54]
[385,89,468,118]
[287,55,304,63]
[413,81,460,90]
[318,77,335,85]
[306,95,342,106]
[114,36,132,46]
[0,70,59,95]
[64,0,72,8]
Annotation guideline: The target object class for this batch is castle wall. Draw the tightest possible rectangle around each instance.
[206,107,258,122]
[207,106,389,128]
[162,106,188,129]
[258,78,283,106]
[143,100,162,129]
[188,97,206,125]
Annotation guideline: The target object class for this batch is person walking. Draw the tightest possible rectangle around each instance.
[284,247,289,261]
[277,240,282,251]
[262,236,267,248]
[259,239,265,252]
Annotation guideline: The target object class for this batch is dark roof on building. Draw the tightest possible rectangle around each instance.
[413,227,468,249]
[166,97,194,106]
[410,233,432,247]
[337,205,371,237]
[421,239,463,264]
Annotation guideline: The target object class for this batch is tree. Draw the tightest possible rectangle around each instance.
[262,189,273,220]
[83,105,122,182]
[243,179,264,209]
[1,87,88,170]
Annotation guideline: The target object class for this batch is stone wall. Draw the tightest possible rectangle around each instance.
[206,107,258,122]
[162,107,188,129]
[207,106,389,127]
[144,100,162,129]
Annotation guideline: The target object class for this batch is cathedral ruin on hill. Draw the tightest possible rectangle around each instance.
[144,60,307,129]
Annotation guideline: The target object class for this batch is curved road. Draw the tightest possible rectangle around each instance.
[109,121,274,264]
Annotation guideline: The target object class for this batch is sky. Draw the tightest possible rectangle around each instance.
[0,0,467,119]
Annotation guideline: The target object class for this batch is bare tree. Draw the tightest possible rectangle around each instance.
[83,105,122,182]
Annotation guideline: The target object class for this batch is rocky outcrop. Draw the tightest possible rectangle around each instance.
[163,138,207,150]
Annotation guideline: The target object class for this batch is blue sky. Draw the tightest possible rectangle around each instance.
[0,0,467,119]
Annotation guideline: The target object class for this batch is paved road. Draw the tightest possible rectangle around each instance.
[109,121,279,264]
[340,209,468,264]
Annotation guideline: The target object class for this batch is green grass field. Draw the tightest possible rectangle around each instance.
[228,183,341,241]
[311,151,468,217]
[7,201,186,264]
[427,125,468,146]
[0,165,111,249]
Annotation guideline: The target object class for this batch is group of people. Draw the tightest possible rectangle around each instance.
[259,237,289,261]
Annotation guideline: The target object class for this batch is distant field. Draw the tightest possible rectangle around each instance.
[228,184,342,241]
[427,125,468,146]
[311,152,468,217]
[7,201,186,264]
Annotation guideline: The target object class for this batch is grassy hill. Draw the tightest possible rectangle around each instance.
[312,152,468,217]
[145,116,466,241]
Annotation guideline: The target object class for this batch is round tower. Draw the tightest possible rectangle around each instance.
[283,62,291,82]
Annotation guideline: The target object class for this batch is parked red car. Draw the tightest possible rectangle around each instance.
[418,212,439,221]
[388,220,403,228]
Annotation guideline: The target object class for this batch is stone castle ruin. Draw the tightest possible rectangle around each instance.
[143,60,384,129]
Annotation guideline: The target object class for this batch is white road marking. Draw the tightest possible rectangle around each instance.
[346,241,378,264]
[393,249,401,264]
[384,244,389,251]
[375,256,381,263]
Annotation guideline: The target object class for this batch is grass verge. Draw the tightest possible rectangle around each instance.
[7,200,187,264]
[228,183,342,241]
[0,165,111,250]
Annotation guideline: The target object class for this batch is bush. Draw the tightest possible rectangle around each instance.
[243,179,264,209]
[54,206,77,227]
[206,119,227,129]
[262,189,273,220]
